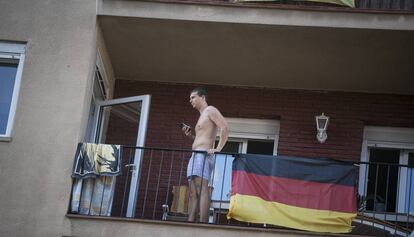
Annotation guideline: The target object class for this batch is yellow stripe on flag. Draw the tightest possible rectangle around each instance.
[227,194,356,233]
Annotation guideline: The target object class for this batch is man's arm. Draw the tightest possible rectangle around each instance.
[207,106,229,153]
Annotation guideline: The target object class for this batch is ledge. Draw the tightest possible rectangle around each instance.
[0,136,12,142]
[66,214,363,237]
[98,0,414,30]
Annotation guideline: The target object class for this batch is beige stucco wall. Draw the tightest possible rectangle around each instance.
[1,0,410,236]
[0,0,97,236]
[69,217,338,237]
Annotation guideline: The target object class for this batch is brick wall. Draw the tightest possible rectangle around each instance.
[114,80,414,161]
[110,80,414,218]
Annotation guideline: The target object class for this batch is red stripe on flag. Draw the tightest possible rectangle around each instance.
[232,170,357,213]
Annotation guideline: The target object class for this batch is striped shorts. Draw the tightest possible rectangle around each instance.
[187,151,215,187]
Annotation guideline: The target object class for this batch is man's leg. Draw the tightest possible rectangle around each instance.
[188,177,201,222]
[199,178,210,223]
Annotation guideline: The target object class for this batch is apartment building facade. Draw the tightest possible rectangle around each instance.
[1,0,413,236]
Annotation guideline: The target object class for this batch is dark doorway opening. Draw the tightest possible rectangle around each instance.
[366,148,399,212]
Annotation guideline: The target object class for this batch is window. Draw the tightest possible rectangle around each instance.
[84,50,109,142]
[84,66,107,142]
[406,153,414,214]
[0,42,25,141]
[212,138,275,202]
[211,118,279,203]
[365,148,399,212]
[359,126,414,214]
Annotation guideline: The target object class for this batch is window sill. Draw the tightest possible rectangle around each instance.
[65,214,335,236]
[66,214,298,236]
[0,136,12,142]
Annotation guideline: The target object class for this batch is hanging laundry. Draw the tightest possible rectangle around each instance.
[70,142,121,216]
[72,143,121,178]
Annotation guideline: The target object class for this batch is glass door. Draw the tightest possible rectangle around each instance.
[405,152,414,214]
[212,141,241,203]
[93,95,151,217]
[365,148,399,212]
[211,139,275,204]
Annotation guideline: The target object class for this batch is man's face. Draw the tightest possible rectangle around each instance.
[189,92,203,109]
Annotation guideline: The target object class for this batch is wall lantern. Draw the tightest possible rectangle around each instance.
[315,113,329,143]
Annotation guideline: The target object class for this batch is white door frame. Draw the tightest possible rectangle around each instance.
[224,117,280,155]
[211,118,279,208]
[93,95,151,217]
[359,126,414,213]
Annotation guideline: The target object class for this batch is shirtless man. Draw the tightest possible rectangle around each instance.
[182,87,229,223]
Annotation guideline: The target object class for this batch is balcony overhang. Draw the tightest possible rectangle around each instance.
[98,0,414,94]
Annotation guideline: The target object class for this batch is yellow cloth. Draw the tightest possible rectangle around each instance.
[227,194,356,233]
[171,185,189,214]
[72,143,121,178]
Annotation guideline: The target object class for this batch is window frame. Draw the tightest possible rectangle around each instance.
[0,42,26,141]
[211,118,279,206]
[359,126,414,213]
[220,117,280,155]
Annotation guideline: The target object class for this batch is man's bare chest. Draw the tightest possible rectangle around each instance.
[195,114,213,131]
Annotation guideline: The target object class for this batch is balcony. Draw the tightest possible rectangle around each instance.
[109,0,414,12]
[67,145,414,236]
[97,0,414,97]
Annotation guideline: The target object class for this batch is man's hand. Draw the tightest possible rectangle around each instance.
[181,126,193,138]
[208,148,219,154]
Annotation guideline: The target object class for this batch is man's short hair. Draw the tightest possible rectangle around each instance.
[192,87,208,100]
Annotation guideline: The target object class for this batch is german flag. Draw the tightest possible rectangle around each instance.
[227,154,357,233]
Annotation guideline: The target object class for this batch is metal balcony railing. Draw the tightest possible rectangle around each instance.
[68,146,414,236]
[133,0,414,12]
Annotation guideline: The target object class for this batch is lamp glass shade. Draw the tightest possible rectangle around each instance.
[315,113,329,131]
